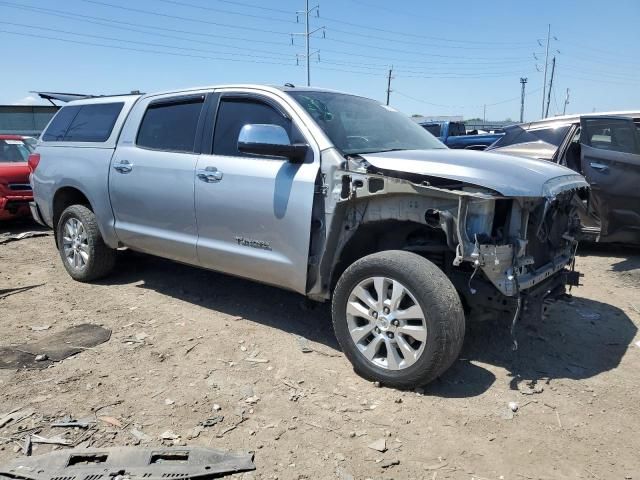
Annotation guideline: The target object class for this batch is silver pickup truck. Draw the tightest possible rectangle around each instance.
[29,85,588,387]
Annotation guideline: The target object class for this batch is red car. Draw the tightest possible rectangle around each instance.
[0,135,34,221]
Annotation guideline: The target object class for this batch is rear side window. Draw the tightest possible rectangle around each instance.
[42,103,124,142]
[42,106,81,141]
[213,98,291,157]
[137,97,204,152]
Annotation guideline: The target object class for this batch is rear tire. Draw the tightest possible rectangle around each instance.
[56,204,116,282]
[332,250,465,388]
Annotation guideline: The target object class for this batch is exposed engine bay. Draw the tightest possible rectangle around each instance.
[307,148,590,333]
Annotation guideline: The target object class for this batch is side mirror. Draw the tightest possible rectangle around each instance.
[237,124,308,162]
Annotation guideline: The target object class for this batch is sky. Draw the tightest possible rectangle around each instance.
[0,0,638,121]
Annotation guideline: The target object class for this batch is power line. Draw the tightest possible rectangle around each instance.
[79,0,532,61]
[0,1,536,66]
[155,0,295,24]
[0,1,539,71]
[394,87,544,110]
[0,1,292,46]
[81,0,291,36]
[0,25,530,83]
[178,0,534,47]
[0,21,293,61]
[0,29,297,66]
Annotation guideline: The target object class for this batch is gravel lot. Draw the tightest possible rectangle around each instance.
[1,218,639,480]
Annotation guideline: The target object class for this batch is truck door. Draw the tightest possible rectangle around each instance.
[109,92,208,264]
[579,116,640,242]
[194,91,319,293]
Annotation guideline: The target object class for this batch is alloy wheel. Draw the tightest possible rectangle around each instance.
[346,276,427,370]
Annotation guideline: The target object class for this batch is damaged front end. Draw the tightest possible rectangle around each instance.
[309,149,589,334]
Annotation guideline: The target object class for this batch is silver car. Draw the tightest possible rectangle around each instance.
[30,85,589,387]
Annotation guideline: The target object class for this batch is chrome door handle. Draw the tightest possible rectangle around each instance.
[589,162,608,172]
[197,166,223,183]
[113,160,133,173]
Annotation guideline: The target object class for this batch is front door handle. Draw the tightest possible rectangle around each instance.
[197,166,223,183]
[589,162,608,172]
[113,160,133,173]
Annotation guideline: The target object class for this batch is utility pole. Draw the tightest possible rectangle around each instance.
[562,88,570,115]
[385,66,393,105]
[544,56,556,118]
[541,23,551,118]
[483,104,486,125]
[519,77,528,123]
[291,1,325,87]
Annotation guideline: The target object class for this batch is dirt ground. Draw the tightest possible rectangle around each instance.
[1,218,639,480]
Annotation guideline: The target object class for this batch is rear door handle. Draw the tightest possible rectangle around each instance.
[197,166,223,183]
[589,162,608,172]
[113,160,133,173]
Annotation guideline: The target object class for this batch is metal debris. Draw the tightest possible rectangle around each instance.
[0,231,51,244]
[0,446,255,479]
[51,417,95,429]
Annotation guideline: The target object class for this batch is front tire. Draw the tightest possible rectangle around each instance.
[57,205,116,282]
[332,250,465,388]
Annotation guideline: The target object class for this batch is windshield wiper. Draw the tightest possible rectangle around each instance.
[349,148,408,155]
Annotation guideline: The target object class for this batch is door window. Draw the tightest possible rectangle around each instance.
[137,97,204,152]
[581,118,640,154]
[213,98,293,157]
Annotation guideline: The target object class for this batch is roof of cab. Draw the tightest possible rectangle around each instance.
[58,84,361,107]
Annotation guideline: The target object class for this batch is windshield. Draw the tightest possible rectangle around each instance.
[288,91,446,155]
[0,139,30,162]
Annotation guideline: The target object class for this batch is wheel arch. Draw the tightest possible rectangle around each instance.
[52,186,93,247]
[329,219,451,294]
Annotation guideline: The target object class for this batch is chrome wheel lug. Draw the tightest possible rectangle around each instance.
[391,319,399,327]
[374,327,380,334]
[372,311,378,319]
[387,332,394,339]
[383,307,390,315]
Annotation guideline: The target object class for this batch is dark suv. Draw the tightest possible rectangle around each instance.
[487,112,640,244]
